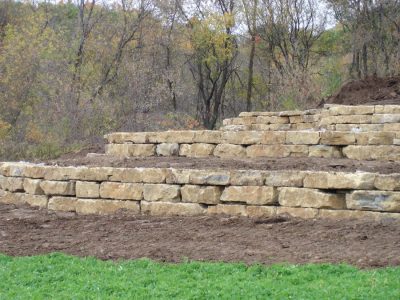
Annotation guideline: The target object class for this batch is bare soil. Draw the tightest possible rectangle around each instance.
[0,203,399,268]
[38,155,400,174]
[323,76,400,106]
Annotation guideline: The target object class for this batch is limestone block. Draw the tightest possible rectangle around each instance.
[346,191,400,212]
[148,131,195,143]
[207,204,248,216]
[23,178,44,195]
[309,145,342,158]
[213,144,246,158]
[179,143,216,157]
[48,196,77,212]
[335,124,383,132]
[104,132,148,144]
[343,145,400,161]
[0,192,48,208]
[24,194,48,208]
[43,167,80,181]
[105,144,155,157]
[23,165,50,179]
[288,145,309,157]
[189,170,230,185]
[75,167,115,182]
[141,201,205,216]
[193,130,222,144]
[375,174,400,191]
[246,206,277,218]
[166,169,191,184]
[317,209,398,221]
[262,132,287,144]
[256,116,289,124]
[375,105,400,114]
[0,162,27,177]
[221,125,251,131]
[371,114,400,123]
[247,145,290,158]
[222,131,264,145]
[355,132,395,145]
[279,110,304,117]
[320,132,355,145]
[239,112,259,117]
[156,143,179,156]
[231,117,257,125]
[383,123,400,131]
[181,185,222,204]
[0,191,25,205]
[143,184,180,202]
[319,115,372,126]
[328,105,374,116]
[276,207,318,219]
[304,172,375,190]
[110,168,167,183]
[40,180,75,196]
[250,124,272,131]
[230,170,264,186]
[1,177,24,192]
[99,182,143,200]
[278,187,345,209]
[291,123,315,130]
[222,118,233,126]
[264,171,306,187]
[286,131,320,145]
[395,139,400,145]
[221,186,277,205]
[76,199,140,215]
[76,181,100,198]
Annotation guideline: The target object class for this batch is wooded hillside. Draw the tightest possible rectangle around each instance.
[0,0,399,160]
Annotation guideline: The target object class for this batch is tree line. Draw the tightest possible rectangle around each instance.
[0,0,399,160]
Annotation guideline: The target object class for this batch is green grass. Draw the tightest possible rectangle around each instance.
[0,253,399,299]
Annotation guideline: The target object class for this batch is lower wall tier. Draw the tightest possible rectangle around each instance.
[0,162,399,220]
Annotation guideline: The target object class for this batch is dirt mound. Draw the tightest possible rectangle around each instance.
[1,203,399,268]
[324,76,400,106]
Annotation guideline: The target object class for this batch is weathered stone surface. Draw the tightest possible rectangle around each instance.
[383,123,400,131]
[247,145,290,158]
[179,143,216,157]
[23,165,50,179]
[221,125,251,131]
[355,132,395,145]
[291,123,315,130]
[48,196,77,211]
[221,186,277,205]
[320,132,355,145]
[213,144,246,158]
[141,201,205,216]
[0,162,27,177]
[24,194,48,208]
[319,115,372,125]
[110,168,167,183]
[304,172,375,190]
[264,171,305,187]
[193,130,222,144]
[189,170,230,185]
[288,145,309,157]
[262,132,287,144]
[105,144,155,157]
[75,167,115,181]
[166,169,191,184]
[256,116,289,124]
[104,132,148,144]
[346,191,400,212]
[0,192,48,208]
[375,174,400,191]
[23,178,44,195]
[317,209,395,220]
[309,145,342,158]
[371,114,400,123]
[207,204,248,216]
[156,143,179,156]
[375,105,400,114]
[276,207,318,219]
[76,181,100,198]
[43,167,80,181]
[335,124,383,132]
[143,184,180,202]
[328,105,375,116]
[0,191,25,205]
[246,206,277,218]
[148,131,195,143]
[278,187,346,209]
[230,170,264,186]
[343,145,400,161]
[40,180,75,196]
[181,185,222,204]
[0,177,24,192]
[222,131,264,145]
[76,199,140,215]
[100,182,143,200]
[231,117,257,125]
[286,131,320,145]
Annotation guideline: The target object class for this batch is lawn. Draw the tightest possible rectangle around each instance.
[0,253,399,299]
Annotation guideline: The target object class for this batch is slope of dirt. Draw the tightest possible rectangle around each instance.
[0,204,399,268]
[324,76,400,106]
[36,155,400,174]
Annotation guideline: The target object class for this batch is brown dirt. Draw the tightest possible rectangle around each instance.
[323,76,400,106]
[37,155,400,174]
[0,203,399,268]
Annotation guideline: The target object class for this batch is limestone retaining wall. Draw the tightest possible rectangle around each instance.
[1,162,399,220]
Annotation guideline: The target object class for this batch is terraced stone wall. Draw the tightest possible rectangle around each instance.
[1,163,399,220]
